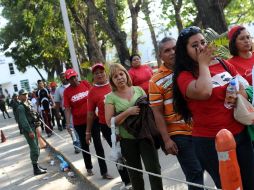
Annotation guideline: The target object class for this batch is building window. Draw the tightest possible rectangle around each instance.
[9,63,15,75]
[13,84,18,92]
[20,79,30,92]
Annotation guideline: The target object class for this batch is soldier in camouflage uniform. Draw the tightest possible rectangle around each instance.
[17,89,47,175]
[10,93,23,134]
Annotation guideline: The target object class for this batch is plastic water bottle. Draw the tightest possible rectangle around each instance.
[70,128,77,142]
[224,79,237,109]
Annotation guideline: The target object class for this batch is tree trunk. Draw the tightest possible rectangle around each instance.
[193,0,227,33]
[55,59,63,76]
[86,6,105,64]
[171,0,183,33]
[84,0,130,66]
[141,0,161,66]
[68,2,105,65]
[32,65,45,81]
[127,0,142,55]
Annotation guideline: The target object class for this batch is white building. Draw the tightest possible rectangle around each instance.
[0,53,47,98]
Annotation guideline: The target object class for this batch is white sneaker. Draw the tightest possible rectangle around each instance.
[120,183,132,190]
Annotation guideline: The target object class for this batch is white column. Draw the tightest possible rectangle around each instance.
[59,0,81,80]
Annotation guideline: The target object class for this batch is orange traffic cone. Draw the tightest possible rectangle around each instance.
[1,130,6,143]
[215,129,243,190]
[36,128,46,149]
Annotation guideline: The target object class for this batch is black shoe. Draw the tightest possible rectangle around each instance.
[33,164,47,175]
[47,133,52,137]
[74,148,81,154]
[58,125,63,131]
[38,165,47,171]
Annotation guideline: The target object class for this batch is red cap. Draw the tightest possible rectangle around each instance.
[65,68,78,80]
[228,25,244,41]
[91,63,105,73]
[50,81,57,88]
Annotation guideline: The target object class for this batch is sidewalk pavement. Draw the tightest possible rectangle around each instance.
[1,110,215,190]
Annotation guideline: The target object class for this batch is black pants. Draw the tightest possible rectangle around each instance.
[1,109,10,119]
[42,109,52,134]
[120,138,163,190]
[94,122,130,184]
[51,108,61,128]
[74,124,93,170]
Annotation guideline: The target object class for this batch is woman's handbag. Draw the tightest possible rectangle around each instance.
[219,58,254,139]
[110,117,122,162]
[233,93,254,125]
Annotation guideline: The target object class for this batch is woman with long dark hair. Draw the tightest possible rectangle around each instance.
[173,26,254,189]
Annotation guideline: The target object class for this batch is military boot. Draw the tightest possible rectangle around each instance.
[33,164,47,175]
[38,165,47,171]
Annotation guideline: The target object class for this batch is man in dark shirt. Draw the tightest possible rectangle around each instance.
[36,80,53,137]
[0,98,11,119]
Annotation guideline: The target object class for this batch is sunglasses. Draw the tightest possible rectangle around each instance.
[179,26,201,37]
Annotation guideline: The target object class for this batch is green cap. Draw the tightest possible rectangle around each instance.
[18,89,28,96]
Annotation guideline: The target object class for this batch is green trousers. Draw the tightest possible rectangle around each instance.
[120,138,163,190]
[23,127,40,164]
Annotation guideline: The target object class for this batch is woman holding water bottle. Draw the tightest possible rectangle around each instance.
[227,25,254,84]
[172,26,254,189]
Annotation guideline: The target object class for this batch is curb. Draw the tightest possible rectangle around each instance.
[42,136,100,190]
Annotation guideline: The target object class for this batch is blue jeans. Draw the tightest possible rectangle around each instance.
[171,135,204,190]
[193,129,254,190]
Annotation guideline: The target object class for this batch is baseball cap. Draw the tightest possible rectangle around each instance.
[50,81,57,88]
[19,89,28,96]
[228,25,245,41]
[91,63,105,73]
[65,68,78,80]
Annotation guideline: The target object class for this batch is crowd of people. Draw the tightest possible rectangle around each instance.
[4,24,254,190]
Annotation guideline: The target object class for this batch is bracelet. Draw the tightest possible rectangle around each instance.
[85,132,91,135]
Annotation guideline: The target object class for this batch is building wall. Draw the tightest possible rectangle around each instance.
[0,54,47,98]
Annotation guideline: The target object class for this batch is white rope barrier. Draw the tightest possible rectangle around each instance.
[39,118,221,190]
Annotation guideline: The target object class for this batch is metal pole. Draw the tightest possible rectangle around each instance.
[59,0,81,80]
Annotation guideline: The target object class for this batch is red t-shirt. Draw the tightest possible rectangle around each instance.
[177,61,244,137]
[227,53,254,84]
[88,82,111,124]
[64,80,91,125]
[128,65,153,94]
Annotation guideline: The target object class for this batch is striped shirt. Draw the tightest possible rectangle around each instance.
[149,64,192,136]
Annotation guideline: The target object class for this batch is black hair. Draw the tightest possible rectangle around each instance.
[129,54,141,63]
[172,26,202,123]
[37,80,42,84]
[229,27,252,56]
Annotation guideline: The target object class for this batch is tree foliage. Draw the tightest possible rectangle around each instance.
[225,0,254,25]
[0,0,69,80]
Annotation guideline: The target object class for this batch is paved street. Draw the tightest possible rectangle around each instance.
[0,109,216,190]
[0,110,95,190]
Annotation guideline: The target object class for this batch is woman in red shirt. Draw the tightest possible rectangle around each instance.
[172,26,254,189]
[128,54,153,94]
[227,25,254,84]
[63,68,93,176]
[86,63,131,188]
